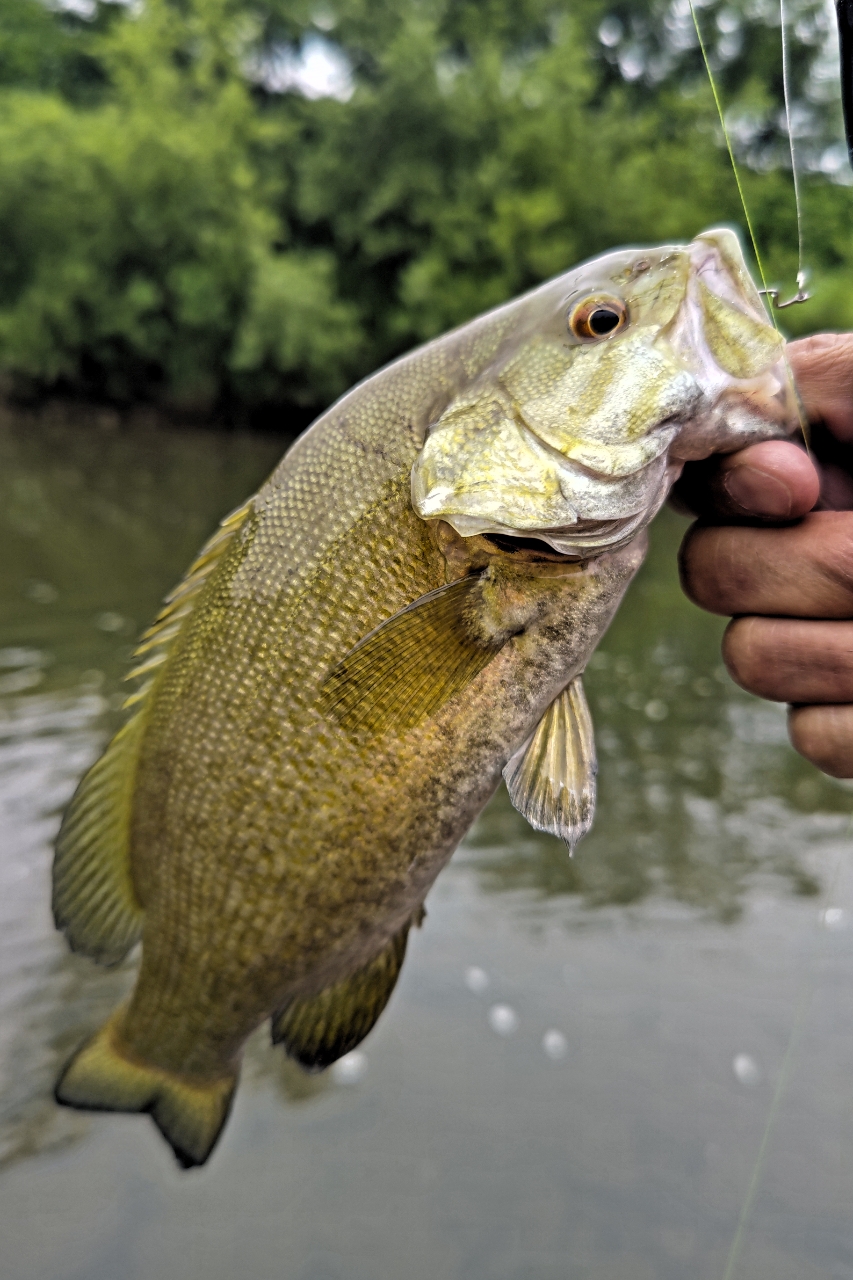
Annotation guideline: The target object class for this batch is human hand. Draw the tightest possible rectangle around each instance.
[676,333,853,778]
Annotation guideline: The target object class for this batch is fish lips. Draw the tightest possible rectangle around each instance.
[666,231,798,458]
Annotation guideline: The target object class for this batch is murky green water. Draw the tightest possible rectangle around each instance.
[2,412,853,1280]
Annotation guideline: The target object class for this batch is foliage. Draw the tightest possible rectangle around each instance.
[0,0,850,421]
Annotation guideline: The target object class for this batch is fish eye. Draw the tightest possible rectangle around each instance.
[568,296,628,343]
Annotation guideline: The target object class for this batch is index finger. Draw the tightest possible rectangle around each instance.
[670,439,819,522]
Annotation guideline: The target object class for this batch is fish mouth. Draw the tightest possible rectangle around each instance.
[480,531,578,560]
[664,229,796,458]
[467,506,659,559]
[412,228,798,561]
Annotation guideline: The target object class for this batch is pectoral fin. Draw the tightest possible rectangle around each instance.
[272,913,422,1070]
[320,575,498,734]
[503,676,597,852]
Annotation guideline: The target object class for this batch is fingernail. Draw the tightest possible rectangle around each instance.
[723,466,793,517]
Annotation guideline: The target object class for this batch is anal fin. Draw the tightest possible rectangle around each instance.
[319,575,498,735]
[503,676,597,852]
[52,711,147,965]
[272,915,419,1070]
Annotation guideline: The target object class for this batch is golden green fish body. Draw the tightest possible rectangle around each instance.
[52,229,798,1165]
[122,369,643,1078]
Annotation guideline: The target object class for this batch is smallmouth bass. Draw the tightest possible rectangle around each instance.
[52,230,797,1166]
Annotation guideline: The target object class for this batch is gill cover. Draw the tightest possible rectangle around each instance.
[411,229,795,558]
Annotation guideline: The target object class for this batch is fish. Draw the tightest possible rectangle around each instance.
[51,228,797,1167]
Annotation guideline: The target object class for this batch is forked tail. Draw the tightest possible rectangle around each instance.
[55,1007,237,1168]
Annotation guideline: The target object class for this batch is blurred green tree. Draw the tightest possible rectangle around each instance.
[0,0,849,422]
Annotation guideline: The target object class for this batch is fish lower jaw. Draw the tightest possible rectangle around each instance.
[441,509,653,560]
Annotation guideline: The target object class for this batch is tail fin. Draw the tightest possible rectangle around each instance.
[55,1009,237,1168]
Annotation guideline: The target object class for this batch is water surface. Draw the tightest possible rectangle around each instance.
[1,412,852,1280]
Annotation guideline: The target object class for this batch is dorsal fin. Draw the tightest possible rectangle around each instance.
[123,499,253,709]
[53,711,148,964]
[52,499,254,967]
[272,911,424,1070]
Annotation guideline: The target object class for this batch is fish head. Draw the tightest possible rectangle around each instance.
[411,228,798,556]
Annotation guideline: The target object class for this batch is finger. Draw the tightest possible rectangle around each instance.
[679,511,853,618]
[723,617,853,703]
[788,334,853,442]
[788,704,853,778]
[671,440,819,521]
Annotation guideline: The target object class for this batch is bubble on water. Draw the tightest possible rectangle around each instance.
[542,1029,568,1060]
[465,966,489,994]
[0,668,43,695]
[25,581,57,604]
[79,669,105,691]
[95,612,127,633]
[488,1004,519,1036]
[0,648,45,669]
[821,907,847,930]
[331,1051,367,1085]
[733,1053,761,1085]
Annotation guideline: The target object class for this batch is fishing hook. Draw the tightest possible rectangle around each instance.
[765,3,853,308]
[766,0,853,308]
[759,271,810,309]
[763,1,850,307]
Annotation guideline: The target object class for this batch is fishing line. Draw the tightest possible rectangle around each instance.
[687,0,774,304]
[687,0,810,309]
[718,834,850,1280]
[687,0,811,446]
[719,988,811,1280]
[779,0,810,305]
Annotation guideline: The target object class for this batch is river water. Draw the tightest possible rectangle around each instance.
[1,411,852,1280]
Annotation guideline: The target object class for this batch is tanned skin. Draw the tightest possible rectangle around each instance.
[677,333,853,778]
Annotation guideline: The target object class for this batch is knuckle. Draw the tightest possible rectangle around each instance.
[722,617,762,691]
[788,705,853,779]
[678,525,741,614]
[826,518,853,597]
[790,331,853,374]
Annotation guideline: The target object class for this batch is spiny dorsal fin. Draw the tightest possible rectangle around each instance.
[502,676,597,853]
[52,712,148,965]
[272,913,422,1070]
[319,575,499,734]
[123,499,253,708]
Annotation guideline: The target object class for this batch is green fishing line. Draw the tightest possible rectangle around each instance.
[687,0,773,301]
[687,0,809,445]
